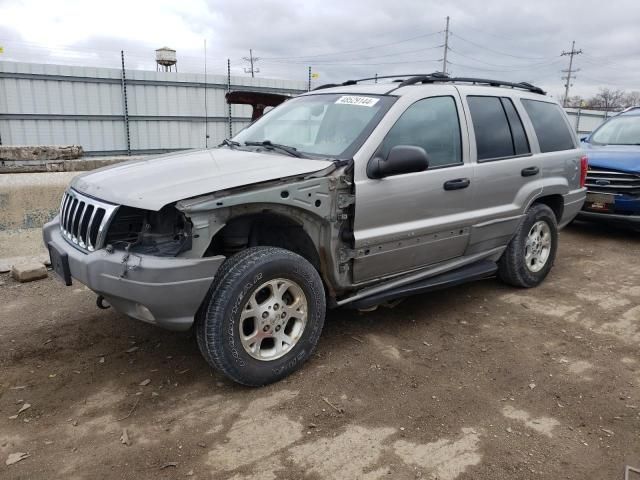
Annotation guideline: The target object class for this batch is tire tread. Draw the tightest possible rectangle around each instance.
[196,247,325,386]
[498,203,558,288]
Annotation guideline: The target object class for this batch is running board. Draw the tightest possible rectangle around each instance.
[346,259,497,310]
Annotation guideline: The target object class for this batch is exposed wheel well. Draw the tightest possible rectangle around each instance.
[532,195,563,223]
[204,213,321,271]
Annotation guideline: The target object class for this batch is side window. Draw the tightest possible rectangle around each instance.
[378,96,462,168]
[501,98,530,155]
[521,99,575,153]
[467,96,513,161]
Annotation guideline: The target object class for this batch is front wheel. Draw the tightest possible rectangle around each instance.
[498,203,558,288]
[196,247,326,386]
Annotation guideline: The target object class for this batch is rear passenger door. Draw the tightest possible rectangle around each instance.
[519,99,581,198]
[464,94,543,253]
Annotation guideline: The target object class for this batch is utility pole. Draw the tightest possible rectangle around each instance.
[442,16,450,75]
[242,49,260,77]
[561,41,582,107]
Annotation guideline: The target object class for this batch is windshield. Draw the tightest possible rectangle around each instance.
[232,93,395,158]
[590,115,640,145]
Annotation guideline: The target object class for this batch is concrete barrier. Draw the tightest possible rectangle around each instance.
[0,145,83,161]
[0,172,79,231]
[0,157,133,173]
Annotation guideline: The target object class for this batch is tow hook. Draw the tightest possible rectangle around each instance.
[96,295,111,310]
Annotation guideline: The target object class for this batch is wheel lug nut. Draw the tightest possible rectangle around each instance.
[281,312,286,318]
[262,312,269,319]
[275,325,281,332]
[274,303,279,310]
[263,325,269,332]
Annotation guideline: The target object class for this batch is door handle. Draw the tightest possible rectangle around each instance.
[443,178,471,190]
[521,166,540,177]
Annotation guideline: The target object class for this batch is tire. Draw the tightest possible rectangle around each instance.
[498,203,558,288]
[196,247,326,386]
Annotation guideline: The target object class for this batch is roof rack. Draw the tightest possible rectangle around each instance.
[313,74,442,91]
[316,72,545,95]
[395,74,546,95]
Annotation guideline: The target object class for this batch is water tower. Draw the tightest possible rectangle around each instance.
[155,47,177,72]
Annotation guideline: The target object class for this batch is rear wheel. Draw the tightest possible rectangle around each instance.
[196,247,325,386]
[498,203,558,288]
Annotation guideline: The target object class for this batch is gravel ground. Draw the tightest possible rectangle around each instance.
[1,221,639,479]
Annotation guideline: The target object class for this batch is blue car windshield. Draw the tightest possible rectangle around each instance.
[233,93,395,158]
[591,116,640,145]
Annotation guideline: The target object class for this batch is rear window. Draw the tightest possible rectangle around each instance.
[467,96,530,161]
[521,99,575,153]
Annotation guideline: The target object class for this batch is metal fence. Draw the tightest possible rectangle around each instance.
[0,61,307,156]
[0,60,618,154]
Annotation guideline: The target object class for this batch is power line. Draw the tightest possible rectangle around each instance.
[261,57,441,67]
[561,40,582,106]
[252,44,443,66]
[447,59,562,74]
[260,30,442,60]
[450,32,553,60]
[448,47,561,69]
[255,44,444,65]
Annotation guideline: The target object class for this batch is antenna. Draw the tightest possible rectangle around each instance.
[204,39,209,148]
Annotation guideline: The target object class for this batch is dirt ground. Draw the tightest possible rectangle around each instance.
[1,221,639,479]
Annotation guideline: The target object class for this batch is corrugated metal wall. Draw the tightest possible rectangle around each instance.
[564,107,615,135]
[0,61,307,155]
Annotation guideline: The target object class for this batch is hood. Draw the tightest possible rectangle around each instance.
[71,148,333,210]
[582,142,640,174]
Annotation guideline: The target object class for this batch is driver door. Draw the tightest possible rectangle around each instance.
[352,93,476,283]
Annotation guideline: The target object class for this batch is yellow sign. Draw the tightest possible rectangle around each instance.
[311,72,319,79]
[0,46,4,54]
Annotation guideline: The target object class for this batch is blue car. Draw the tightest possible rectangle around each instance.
[578,107,640,226]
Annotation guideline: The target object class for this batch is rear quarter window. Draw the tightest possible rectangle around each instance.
[521,99,575,153]
[467,96,514,161]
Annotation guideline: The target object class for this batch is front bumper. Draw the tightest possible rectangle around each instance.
[576,210,640,226]
[43,216,225,331]
[577,190,640,226]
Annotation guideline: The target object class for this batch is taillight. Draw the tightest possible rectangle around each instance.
[580,155,588,188]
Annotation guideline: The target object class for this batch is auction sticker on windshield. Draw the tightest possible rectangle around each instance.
[335,96,380,107]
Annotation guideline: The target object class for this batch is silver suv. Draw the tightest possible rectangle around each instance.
[43,74,587,386]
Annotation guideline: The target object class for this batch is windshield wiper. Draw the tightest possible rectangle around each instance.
[244,140,304,158]
[220,138,241,148]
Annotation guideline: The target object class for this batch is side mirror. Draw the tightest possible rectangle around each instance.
[367,145,430,179]
[580,136,588,142]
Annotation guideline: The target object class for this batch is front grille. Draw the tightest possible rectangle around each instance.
[585,168,640,196]
[59,189,119,252]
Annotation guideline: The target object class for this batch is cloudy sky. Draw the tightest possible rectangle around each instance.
[1,0,639,99]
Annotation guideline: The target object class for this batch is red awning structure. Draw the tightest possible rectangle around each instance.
[225,91,290,121]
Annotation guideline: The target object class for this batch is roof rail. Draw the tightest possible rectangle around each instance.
[327,72,544,95]
[312,83,340,91]
[313,73,546,95]
[395,74,546,95]
[340,72,446,87]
